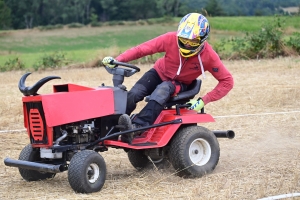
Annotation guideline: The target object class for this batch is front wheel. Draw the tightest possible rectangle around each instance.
[68,150,106,193]
[18,144,56,181]
[169,126,220,177]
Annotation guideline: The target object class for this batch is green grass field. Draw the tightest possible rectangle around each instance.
[208,16,300,31]
[0,25,177,68]
[0,16,299,69]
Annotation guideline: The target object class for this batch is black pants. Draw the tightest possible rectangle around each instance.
[126,69,163,126]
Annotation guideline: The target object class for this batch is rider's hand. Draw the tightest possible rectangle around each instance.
[187,98,205,112]
[102,57,117,68]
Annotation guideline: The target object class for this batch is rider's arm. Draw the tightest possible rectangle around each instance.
[201,45,234,105]
[116,32,173,62]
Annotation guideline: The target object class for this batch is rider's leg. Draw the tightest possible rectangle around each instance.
[120,69,162,143]
[132,81,176,126]
[126,68,162,115]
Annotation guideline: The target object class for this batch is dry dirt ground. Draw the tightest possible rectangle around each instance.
[0,57,299,200]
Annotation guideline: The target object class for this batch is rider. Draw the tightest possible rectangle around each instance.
[102,13,234,143]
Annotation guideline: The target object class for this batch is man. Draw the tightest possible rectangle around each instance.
[102,13,234,143]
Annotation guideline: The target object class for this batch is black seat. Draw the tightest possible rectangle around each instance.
[145,79,202,108]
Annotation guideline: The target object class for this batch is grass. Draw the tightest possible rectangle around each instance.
[0,57,299,199]
[0,50,101,68]
[0,16,300,69]
[0,25,176,54]
[0,25,176,68]
[208,15,300,31]
[173,15,300,32]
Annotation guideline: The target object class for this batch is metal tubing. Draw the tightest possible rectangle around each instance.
[85,118,182,149]
[4,158,63,173]
[213,130,235,139]
[54,130,68,145]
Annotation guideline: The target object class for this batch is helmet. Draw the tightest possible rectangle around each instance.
[177,13,210,58]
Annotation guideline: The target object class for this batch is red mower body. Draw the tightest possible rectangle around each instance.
[22,83,115,148]
[22,82,215,149]
[4,62,234,194]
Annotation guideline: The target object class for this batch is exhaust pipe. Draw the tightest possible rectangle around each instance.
[4,158,63,173]
[213,130,235,139]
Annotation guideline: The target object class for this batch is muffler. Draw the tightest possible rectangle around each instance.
[213,130,235,139]
[4,158,63,173]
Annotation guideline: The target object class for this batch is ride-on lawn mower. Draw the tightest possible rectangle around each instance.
[4,61,235,193]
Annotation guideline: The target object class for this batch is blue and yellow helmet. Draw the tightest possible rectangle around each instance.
[177,13,210,57]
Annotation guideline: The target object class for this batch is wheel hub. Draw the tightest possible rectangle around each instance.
[87,163,100,183]
[189,138,211,166]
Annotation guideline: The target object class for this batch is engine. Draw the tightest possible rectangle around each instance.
[54,120,100,145]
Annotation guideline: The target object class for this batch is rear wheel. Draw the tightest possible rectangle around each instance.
[127,150,149,170]
[169,126,220,177]
[68,150,106,193]
[18,144,56,181]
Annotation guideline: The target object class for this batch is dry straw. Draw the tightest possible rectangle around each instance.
[0,57,299,199]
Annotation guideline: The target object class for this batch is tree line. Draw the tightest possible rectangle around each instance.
[0,0,299,30]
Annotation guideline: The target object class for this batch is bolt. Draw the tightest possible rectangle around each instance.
[192,149,199,154]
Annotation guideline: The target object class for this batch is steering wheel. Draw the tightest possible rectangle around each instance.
[103,60,141,87]
[104,60,140,77]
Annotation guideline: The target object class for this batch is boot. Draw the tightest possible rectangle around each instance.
[118,114,134,143]
[131,123,144,136]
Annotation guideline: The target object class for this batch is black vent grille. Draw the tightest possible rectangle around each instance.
[25,102,48,144]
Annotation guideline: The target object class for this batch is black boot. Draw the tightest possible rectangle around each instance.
[118,114,134,143]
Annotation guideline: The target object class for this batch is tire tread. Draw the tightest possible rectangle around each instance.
[169,126,220,177]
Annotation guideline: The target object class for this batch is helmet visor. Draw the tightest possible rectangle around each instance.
[178,37,200,47]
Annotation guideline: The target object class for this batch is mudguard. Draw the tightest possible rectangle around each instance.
[104,109,215,149]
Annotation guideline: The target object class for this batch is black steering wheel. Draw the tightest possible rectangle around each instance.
[112,60,140,71]
[104,60,140,77]
[103,60,141,87]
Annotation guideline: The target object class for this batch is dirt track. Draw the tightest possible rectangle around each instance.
[0,57,299,199]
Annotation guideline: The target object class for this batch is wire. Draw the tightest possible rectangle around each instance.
[1,110,299,134]
[214,110,300,119]
[258,193,300,200]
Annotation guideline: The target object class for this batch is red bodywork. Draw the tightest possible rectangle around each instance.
[22,83,215,149]
[105,109,215,149]
[23,84,114,147]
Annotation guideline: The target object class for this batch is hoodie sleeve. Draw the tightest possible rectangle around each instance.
[115,32,172,62]
[201,46,234,105]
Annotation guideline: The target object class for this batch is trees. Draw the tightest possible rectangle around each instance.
[0,0,11,29]
[5,0,40,29]
[3,0,300,29]
[3,0,193,29]
[204,0,225,16]
[156,0,180,17]
[5,0,94,29]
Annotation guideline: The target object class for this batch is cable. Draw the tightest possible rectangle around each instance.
[1,110,300,134]
[258,193,300,200]
[214,110,300,119]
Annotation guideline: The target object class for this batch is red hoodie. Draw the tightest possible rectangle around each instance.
[116,31,233,105]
